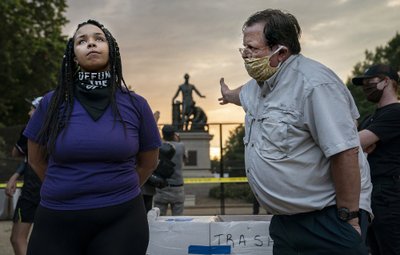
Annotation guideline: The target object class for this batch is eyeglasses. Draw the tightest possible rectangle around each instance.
[238,46,268,57]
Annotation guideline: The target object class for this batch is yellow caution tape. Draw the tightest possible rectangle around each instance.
[0,178,247,188]
[184,177,248,184]
[0,182,24,189]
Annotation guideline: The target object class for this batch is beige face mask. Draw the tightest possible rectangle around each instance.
[244,46,283,82]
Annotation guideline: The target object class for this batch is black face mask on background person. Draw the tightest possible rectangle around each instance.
[362,81,384,103]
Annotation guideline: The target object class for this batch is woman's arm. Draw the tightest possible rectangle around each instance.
[27,139,48,181]
[136,148,159,186]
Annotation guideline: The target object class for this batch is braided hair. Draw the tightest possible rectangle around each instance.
[37,20,131,154]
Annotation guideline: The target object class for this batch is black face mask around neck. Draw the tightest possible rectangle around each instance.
[74,71,112,121]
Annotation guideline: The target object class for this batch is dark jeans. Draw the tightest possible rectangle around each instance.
[27,195,149,255]
[367,180,400,255]
[270,206,369,255]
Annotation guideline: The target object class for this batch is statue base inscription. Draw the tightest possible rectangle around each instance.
[178,131,213,171]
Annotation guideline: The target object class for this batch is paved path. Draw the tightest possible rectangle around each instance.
[0,221,13,255]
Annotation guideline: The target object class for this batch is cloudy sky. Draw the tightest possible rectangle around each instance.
[64,0,400,149]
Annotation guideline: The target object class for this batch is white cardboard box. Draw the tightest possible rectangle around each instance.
[0,188,21,220]
[147,208,273,255]
[211,215,273,255]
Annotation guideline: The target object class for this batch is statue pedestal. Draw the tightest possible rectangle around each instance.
[178,132,213,171]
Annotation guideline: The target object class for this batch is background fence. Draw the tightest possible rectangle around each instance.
[0,123,262,216]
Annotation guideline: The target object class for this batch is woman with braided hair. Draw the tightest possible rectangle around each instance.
[24,20,161,255]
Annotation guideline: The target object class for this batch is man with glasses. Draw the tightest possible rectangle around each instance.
[353,64,400,255]
[218,9,372,254]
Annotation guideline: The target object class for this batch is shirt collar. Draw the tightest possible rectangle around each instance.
[260,54,299,97]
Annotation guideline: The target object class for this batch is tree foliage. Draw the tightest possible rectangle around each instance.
[0,0,68,125]
[347,33,400,120]
[209,125,251,201]
[223,125,245,176]
[224,125,244,160]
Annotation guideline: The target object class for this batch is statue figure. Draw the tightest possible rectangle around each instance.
[189,103,208,131]
[172,73,206,131]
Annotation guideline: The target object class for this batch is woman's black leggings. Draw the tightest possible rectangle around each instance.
[27,195,149,255]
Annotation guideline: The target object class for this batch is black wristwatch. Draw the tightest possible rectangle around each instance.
[337,207,359,221]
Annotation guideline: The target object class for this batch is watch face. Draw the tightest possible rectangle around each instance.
[337,207,358,221]
[338,208,349,220]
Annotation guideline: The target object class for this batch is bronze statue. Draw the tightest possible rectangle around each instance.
[172,74,207,131]
[190,103,207,131]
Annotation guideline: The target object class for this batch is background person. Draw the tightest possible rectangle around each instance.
[218,9,372,254]
[142,111,161,213]
[24,20,161,255]
[353,64,400,255]
[5,97,42,255]
[153,125,187,216]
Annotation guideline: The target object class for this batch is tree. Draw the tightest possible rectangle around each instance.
[223,125,245,177]
[209,124,252,202]
[0,0,68,125]
[347,33,400,121]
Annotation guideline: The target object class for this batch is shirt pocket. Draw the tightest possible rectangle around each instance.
[243,111,255,147]
[258,111,292,160]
